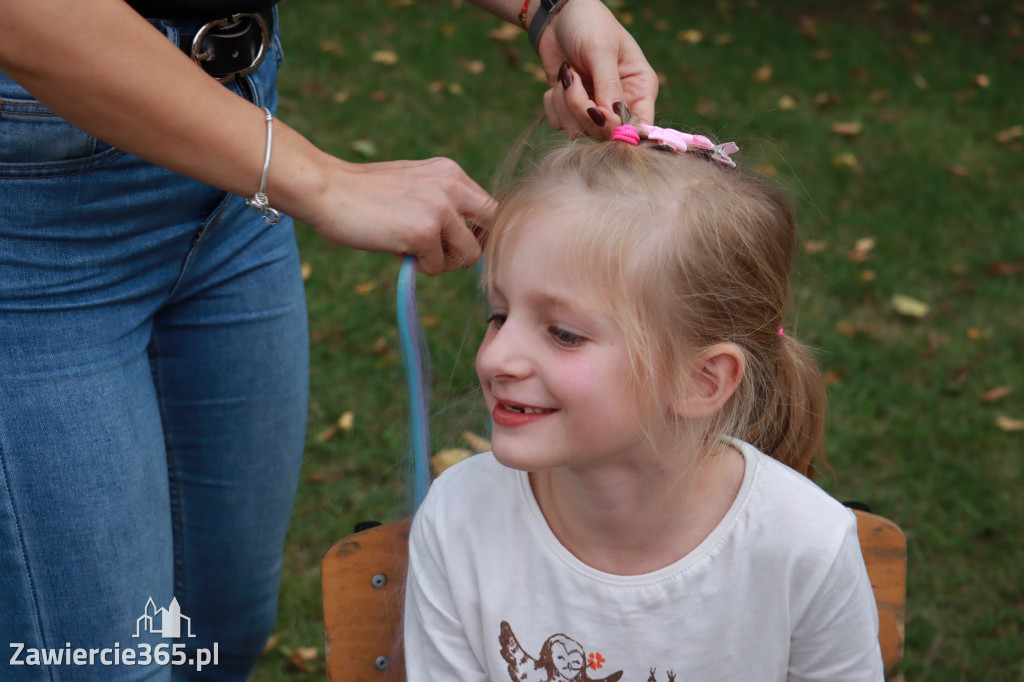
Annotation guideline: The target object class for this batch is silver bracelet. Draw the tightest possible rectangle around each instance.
[246,107,281,225]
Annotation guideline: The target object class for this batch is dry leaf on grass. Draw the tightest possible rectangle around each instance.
[488,23,521,41]
[848,237,875,262]
[431,448,472,475]
[980,386,1012,403]
[892,294,930,318]
[355,282,377,295]
[831,121,863,137]
[371,50,399,65]
[995,415,1024,432]
[337,411,354,431]
[995,125,1023,144]
[462,430,491,453]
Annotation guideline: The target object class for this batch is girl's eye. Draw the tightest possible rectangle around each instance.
[486,313,506,330]
[550,326,585,347]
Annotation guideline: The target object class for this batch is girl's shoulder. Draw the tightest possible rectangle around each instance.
[734,439,857,548]
[419,452,528,522]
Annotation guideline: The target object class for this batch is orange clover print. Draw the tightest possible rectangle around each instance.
[588,652,605,670]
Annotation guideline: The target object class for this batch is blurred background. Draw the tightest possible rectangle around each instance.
[252,1,1023,679]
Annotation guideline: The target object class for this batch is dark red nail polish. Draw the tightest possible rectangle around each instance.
[587,107,606,127]
[559,62,572,90]
[612,101,630,121]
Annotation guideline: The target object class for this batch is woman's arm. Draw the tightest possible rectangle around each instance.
[0,0,489,274]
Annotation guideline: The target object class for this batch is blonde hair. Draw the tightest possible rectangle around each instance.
[481,134,825,476]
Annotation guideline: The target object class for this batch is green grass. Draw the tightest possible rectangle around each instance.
[253,1,1024,679]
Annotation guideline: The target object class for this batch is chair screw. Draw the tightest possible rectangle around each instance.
[374,655,390,670]
[371,573,387,589]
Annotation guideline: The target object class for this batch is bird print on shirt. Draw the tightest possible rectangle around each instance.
[498,620,624,682]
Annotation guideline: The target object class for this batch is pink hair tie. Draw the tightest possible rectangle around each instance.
[611,125,640,146]
[778,327,785,337]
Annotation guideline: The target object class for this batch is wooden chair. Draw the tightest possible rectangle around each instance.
[321,510,906,681]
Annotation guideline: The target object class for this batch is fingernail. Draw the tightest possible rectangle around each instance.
[558,61,572,90]
[612,101,630,122]
[587,107,606,127]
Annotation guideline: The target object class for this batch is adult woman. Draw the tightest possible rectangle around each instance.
[0,0,656,679]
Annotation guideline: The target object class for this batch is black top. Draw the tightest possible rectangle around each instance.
[127,0,279,20]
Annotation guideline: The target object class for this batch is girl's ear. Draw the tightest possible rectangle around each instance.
[672,343,746,419]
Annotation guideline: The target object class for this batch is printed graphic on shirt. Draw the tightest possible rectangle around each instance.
[497,620,624,682]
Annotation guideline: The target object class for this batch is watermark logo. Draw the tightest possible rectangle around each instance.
[9,597,217,671]
[134,597,196,639]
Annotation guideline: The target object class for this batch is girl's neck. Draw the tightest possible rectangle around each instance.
[528,442,746,576]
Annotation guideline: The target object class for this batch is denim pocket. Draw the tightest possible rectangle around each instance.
[0,90,120,178]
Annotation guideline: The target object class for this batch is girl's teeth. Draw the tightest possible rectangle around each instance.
[506,406,547,414]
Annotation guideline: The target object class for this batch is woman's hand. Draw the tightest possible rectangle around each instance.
[299,156,493,276]
[537,0,658,138]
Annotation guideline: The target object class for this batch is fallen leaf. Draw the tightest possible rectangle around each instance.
[912,72,929,89]
[696,96,718,117]
[948,164,969,177]
[441,22,456,37]
[812,48,831,60]
[430,448,472,475]
[300,80,321,97]
[337,411,355,431]
[522,63,547,83]
[677,29,704,44]
[301,263,312,280]
[355,282,377,295]
[753,64,773,83]
[333,90,351,104]
[371,50,399,65]
[798,16,817,40]
[910,31,933,45]
[967,328,984,340]
[653,19,670,32]
[371,337,389,354]
[350,139,378,158]
[971,73,991,88]
[995,415,1024,432]
[315,426,337,442]
[447,82,465,95]
[754,164,777,177]
[813,92,843,108]
[859,270,877,282]
[370,90,389,102]
[831,152,864,171]
[262,634,282,655]
[488,23,521,41]
[986,260,1024,276]
[823,370,844,387]
[804,240,829,254]
[831,121,863,137]
[320,40,343,55]
[777,95,798,111]
[463,59,485,74]
[980,386,1012,403]
[848,237,875,262]
[421,315,440,328]
[462,430,492,452]
[869,89,891,104]
[617,11,634,26]
[892,294,929,318]
[995,125,1024,144]
[289,647,319,672]
[714,33,733,45]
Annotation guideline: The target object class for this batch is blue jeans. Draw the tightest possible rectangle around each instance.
[0,13,308,681]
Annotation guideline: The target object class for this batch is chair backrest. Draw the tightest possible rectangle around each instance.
[322,519,410,682]
[321,510,906,681]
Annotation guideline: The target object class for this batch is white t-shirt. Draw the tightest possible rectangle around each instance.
[404,440,884,682]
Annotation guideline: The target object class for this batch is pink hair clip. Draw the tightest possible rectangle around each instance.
[641,124,739,167]
[611,125,640,146]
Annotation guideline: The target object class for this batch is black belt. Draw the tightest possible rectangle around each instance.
[174,9,275,82]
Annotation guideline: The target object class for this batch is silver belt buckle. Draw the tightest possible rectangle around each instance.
[190,13,270,83]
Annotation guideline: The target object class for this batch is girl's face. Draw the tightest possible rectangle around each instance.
[476,210,666,475]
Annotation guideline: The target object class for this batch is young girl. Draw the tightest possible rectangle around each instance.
[403,123,884,681]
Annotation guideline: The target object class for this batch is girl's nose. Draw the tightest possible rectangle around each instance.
[476,320,531,381]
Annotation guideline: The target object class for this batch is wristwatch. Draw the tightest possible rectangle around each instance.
[528,0,570,52]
